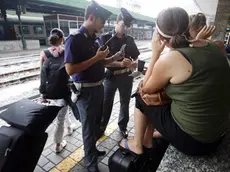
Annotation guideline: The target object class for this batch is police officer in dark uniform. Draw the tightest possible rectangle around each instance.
[64,1,122,172]
[99,8,140,138]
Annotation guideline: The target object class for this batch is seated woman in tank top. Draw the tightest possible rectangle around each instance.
[131,12,229,140]
[140,13,229,117]
[120,7,230,156]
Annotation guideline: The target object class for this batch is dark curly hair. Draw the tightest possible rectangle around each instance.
[189,13,206,31]
[48,28,64,46]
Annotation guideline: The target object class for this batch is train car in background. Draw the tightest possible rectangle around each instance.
[0,13,153,47]
[43,14,85,39]
[0,14,47,45]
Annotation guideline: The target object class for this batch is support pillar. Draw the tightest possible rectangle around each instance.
[212,0,230,41]
[16,5,27,50]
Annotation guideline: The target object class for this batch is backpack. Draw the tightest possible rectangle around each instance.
[39,49,69,99]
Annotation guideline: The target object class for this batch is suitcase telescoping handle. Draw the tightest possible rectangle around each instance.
[4,148,11,156]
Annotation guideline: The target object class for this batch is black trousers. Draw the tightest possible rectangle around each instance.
[135,94,223,156]
[101,72,133,132]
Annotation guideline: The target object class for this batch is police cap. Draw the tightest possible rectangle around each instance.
[85,1,112,22]
[120,8,135,27]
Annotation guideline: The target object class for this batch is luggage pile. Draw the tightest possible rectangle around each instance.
[0,99,61,172]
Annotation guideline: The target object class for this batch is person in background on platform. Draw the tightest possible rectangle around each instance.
[189,13,228,58]
[0,26,5,40]
[189,13,211,39]
[64,1,123,171]
[8,26,16,40]
[39,28,77,153]
[120,7,230,157]
[99,8,140,138]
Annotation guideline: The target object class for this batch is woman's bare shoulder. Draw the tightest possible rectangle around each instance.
[159,50,184,62]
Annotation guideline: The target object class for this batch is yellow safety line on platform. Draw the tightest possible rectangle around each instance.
[50,120,118,172]
[50,167,61,172]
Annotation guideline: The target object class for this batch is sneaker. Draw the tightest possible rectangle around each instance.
[56,140,67,153]
[67,123,78,136]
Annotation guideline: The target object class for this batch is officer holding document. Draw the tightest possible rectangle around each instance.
[64,1,123,171]
[99,8,140,138]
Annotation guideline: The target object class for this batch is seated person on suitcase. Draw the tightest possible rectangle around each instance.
[39,28,77,153]
[120,7,230,156]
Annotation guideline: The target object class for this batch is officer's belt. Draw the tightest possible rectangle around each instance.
[112,68,133,75]
[74,80,103,88]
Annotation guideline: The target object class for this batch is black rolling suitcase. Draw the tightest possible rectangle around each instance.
[0,126,48,172]
[108,148,149,172]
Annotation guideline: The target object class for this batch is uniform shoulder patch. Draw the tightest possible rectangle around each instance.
[65,32,84,43]
[70,30,80,36]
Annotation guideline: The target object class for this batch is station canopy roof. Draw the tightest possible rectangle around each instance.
[3,0,155,25]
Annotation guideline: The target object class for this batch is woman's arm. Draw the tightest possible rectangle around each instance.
[142,50,192,94]
[142,31,168,93]
[40,51,45,73]
[143,52,161,85]
[143,31,167,84]
[142,54,172,94]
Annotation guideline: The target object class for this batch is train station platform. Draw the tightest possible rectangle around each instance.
[0,77,143,172]
[36,77,140,172]
[0,46,47,59]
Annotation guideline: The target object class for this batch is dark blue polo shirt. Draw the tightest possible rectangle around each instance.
[100,30,140,71]
[64,26,104,83]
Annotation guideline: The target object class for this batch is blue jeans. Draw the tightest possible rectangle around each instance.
[76,85,104,171]
[101,72,133,132]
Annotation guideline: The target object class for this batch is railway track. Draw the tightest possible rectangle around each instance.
[0,47,149,67]
[0,58,39,67]
[0,54,39,62]
[0,48,151,88]
[0,73,40,88]
[0,67,40,78]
